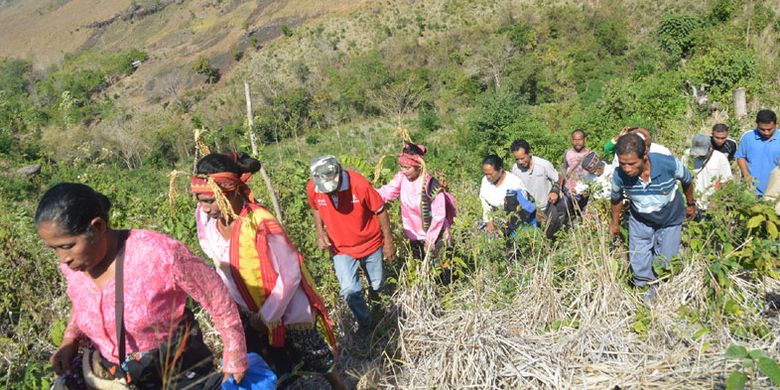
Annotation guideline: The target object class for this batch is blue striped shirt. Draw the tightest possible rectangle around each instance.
[612,153,693,227]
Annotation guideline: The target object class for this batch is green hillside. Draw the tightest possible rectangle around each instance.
[1,0,780,388]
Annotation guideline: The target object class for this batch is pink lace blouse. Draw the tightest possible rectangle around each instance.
[61,229,248,373]
[378,172,449,248]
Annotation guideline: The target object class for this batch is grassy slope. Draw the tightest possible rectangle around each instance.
[2,0,780,388]
[0,0,368,107]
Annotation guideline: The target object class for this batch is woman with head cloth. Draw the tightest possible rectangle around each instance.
[377,143,456,260]
[192,152,346,389]
[37,183,247,389]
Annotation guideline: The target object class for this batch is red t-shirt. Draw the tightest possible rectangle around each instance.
[307,170,385,258]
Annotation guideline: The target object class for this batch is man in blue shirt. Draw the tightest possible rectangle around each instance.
[610,134,696,299]
[736,109,780,196]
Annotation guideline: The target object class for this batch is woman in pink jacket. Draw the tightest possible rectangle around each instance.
[37,183,247,389]
[377,144,455,261]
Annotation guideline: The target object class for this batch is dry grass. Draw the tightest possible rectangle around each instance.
[354,218,780,389]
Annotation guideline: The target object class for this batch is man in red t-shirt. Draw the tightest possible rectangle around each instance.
[307,155,396,330]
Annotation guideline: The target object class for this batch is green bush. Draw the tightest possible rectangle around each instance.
[683,46,757,104]
[281,24,294,37]
[0,58,31,94]
[752,1,776,32]
[709,0,739,22]
[417,107,440,134]
[499,22,534,51]
[327,50,393,116]
[657,13,702,58]
[192,56,220,84]
[591,72,688,136]
[595,19,629,55]
[465,91,527,155]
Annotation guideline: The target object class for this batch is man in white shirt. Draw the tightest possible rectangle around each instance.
[510,139,566,238]
[682,134,733,211]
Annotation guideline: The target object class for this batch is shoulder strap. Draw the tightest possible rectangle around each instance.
[692,149,715,178]
[114,230,129,374]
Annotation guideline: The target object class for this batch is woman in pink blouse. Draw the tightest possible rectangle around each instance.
[378,144,455,261]
[193,152,345,390]
[36,183,247,389]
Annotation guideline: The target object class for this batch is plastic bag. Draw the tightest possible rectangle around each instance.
[222,353,277,390]
[764,165,780,215]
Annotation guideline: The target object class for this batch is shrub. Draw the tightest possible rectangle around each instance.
[281,24,294,37]
[231,48,243,61]
[657,13,702,58]
[192,56,220,84]
[595,19,629,56]
[0,58,31,94]
[683,46,757,104]
[327,50,393,115]
[499,22,534,51]
[417,107,440,134]
[709,0,739,22]
[752,1,776,32]
[584,72,688,139]
[465,91,526,155]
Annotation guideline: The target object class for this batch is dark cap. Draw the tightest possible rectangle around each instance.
[581,151,603,174]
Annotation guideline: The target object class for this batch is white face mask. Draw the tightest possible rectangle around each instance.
[317,176,339,193]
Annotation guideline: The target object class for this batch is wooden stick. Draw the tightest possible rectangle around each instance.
[244,82,284,223]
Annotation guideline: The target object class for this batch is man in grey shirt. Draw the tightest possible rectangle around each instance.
[510,139,566,238]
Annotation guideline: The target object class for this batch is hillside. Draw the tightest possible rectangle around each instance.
[0,0,367,107]
[2,0,780,388]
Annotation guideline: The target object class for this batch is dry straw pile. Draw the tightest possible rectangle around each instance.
[372,219,780,389]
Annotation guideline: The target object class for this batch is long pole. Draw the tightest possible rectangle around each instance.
[244,82,284,223]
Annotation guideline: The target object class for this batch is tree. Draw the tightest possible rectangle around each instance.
[368,71,428,124]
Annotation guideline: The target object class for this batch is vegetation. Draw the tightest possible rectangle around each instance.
[192,56,220,84]
[2,0,780,388]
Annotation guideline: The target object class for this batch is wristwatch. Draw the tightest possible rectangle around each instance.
[686,200,696,207]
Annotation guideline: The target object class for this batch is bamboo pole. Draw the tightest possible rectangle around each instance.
[244,82,284,223]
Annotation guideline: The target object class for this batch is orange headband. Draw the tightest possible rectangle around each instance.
[191,172,255,202]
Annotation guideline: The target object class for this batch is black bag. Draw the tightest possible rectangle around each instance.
[504,190,535,235]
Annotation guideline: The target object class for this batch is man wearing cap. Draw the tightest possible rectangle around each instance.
[307,156,396,331]
[711,123,738,162]
[736,109,780,196]
[683,134,732,211]
[610,134,696,301]
[580,151,615,200]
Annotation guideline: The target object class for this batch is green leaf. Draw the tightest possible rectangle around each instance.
[767,221,778,239]
[747,214,765,229]
[50,319,66,347]
[724,300,743,316]
[725,345,749,359]
[692,327,708,340]
[749,349,769,360]
[726,371,747,390]
[757,357,780,385]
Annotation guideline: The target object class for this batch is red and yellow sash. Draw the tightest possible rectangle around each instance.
[228,203,337,351]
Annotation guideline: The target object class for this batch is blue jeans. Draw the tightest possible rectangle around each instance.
[333,247,384,327]
[628,214,682,287]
